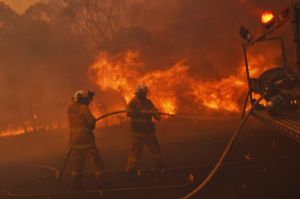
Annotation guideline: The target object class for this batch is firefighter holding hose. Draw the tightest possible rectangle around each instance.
[126,85,166,179]
[67,90,105,189]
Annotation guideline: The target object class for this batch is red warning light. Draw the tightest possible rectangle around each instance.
[261,11,275,25]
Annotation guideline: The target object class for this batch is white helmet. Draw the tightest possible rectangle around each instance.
[73,90,95,103]
[135,85,149,94]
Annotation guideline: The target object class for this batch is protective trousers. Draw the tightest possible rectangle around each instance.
[71,146,104,184]
[126,133,163,173]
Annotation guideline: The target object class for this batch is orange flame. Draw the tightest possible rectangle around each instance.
[0,122,64,138]
[89,50,279,116]
[89,51,246,114]
[190,76,246,112]
[0,127,27,137]
[88,51,183,114]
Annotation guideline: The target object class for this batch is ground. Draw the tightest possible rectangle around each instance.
[0,116,299,199]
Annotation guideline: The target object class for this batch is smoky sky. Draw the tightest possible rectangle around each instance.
[118,0,294,77]
[0,0,296,129]
[3,0,41,14]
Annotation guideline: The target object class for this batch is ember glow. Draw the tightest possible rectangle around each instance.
[261,11,275,24]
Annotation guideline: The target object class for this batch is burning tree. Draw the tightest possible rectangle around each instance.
[63,0,123,49]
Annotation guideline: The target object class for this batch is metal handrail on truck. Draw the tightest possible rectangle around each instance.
[240,4,300,144]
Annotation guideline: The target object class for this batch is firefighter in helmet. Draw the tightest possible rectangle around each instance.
[126,85,166,178]
[68,90,105,188]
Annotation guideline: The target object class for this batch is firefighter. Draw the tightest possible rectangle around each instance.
[68,90,105,189]
[126,85,166,178]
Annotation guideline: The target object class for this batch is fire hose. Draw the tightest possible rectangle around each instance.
[181,94,266,199]
[7,95,265,198]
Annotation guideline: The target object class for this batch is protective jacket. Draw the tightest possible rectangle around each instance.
[126,96,164,174]
[127,97,160,134]
[68,101,96,149]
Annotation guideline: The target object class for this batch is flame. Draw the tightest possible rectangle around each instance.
[89,51,142,102]
[0,127,26,137]
[261,11,275,24]
[88,51,185,114]
[160,100,176,115]
[0,122,64,138]
[89,50,279,116]
[246,53,276,77]
[190,76,246,112]
[89,50,245,114]
[90,101,126,127]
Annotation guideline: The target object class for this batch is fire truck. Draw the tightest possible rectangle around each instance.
[239,3,300,144]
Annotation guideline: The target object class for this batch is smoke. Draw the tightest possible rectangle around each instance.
[111,0,294,77]
[0,0,296,131]
[94,0,296,114]
[3,0,41,14]
[0,1,92,129]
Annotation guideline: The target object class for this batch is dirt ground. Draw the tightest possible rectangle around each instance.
[0,116,300,199]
